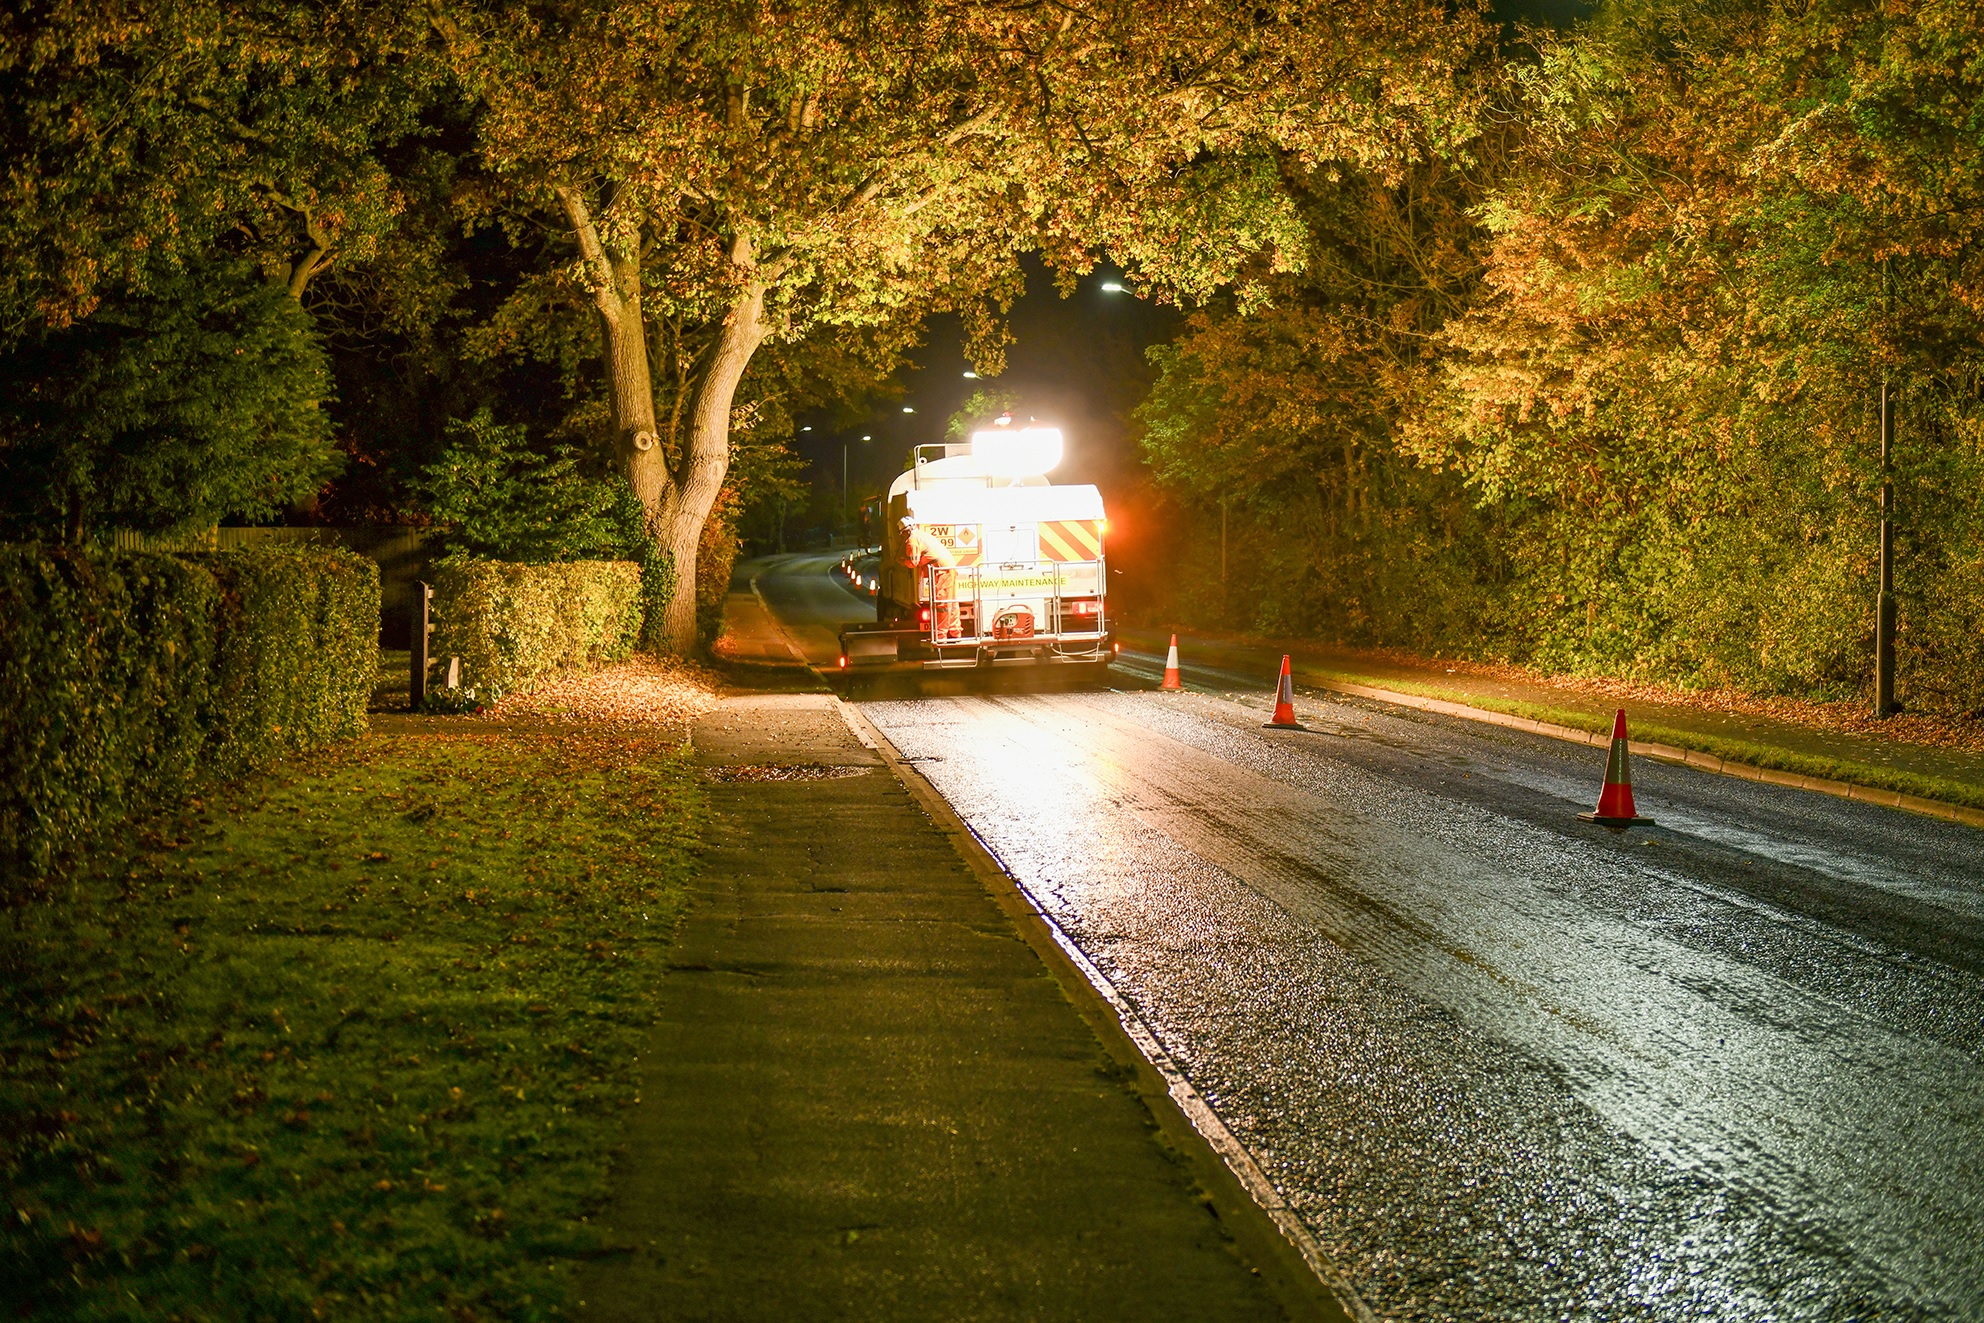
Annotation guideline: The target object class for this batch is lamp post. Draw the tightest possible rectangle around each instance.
[842,435,873,548]
[1876,380,1897,718]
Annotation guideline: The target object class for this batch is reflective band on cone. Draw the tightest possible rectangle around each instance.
[1264,655,1303,729]
[1162,634,1183,690]
[1578,708,1655,827]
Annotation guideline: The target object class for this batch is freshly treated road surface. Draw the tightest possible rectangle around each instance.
[754,554,1984,1322]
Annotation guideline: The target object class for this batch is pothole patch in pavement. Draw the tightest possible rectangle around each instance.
[700,763,874,782]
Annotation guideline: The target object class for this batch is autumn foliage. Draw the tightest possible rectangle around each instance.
[3,0,1973,699]
[1138,0,1984,713]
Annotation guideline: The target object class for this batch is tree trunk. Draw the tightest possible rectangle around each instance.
[556,185,663,475]
[559,184,768,654]
[656,279,767,652]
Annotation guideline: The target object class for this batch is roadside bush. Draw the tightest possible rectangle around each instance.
[430,559,641,701]
[0,545,378,887]
[0,259,341,542]
[697,499,740,647]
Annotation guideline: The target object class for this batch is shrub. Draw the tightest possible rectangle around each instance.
[696,503,739,647]
[202,546,380,776]
[0,549,216,882]
[429,559,641,701]
[413,409,646,564]
[0,545,378,887]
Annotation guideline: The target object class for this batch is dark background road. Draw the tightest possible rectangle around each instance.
[748,553,1984,1322]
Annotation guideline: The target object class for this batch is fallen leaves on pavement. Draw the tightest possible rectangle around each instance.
[484,655,720,728]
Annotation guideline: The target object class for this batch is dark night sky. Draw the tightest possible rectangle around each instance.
[789,255,1180,519]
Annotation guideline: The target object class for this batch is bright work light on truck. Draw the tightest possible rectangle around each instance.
[970,426,1063,477]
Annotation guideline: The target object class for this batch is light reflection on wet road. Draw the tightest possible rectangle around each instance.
[756,557,1984,1320]
[863,688,1984,1321]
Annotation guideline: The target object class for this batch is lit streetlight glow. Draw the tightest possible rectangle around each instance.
[1100,281,1125,293]
[962,370,979,379]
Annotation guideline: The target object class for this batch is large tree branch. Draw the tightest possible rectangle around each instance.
[286,242,332,299]
[822,105,1002,224]
[555,183,624,324]
[269,194,334,300]
[184,94,280,150]
[941,105,1000,147]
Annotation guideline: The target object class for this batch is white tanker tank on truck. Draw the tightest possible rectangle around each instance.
[837,423,1115,678]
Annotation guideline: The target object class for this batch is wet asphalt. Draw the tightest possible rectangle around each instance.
[754,554,1984,1322]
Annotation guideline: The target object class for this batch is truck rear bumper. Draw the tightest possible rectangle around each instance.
[837,626,1115,672]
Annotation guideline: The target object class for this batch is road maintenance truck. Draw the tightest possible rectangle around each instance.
[837,423,1115,677]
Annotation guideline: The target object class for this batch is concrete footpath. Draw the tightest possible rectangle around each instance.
[578,608,1339,1318]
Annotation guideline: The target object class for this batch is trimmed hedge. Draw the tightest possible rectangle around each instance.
[205,546,378,775]
[0,544,378,885]
[429,559,641,701]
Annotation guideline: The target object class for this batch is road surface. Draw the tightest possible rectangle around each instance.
[749,553,1984,1322]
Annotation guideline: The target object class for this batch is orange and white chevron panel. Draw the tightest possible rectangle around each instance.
[1035,519,1104,563]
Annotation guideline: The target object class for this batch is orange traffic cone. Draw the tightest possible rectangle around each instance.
[1162,635,1183,690]
[1264,655,1303,729]
[1579,709,1655,827]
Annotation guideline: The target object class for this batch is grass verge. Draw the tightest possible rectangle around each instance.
[1308,668,1984,812]
[3,731,704,1320]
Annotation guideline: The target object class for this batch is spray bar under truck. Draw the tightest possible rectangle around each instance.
[837,423,1116,675]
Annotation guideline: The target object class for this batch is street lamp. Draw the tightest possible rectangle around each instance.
[962,370,978,379]
[1101,281,1125,293]
[843,435,875,545]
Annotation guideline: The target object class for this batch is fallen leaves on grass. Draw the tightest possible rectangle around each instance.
[1308,642,1984,758]
[1488,666,1984,756]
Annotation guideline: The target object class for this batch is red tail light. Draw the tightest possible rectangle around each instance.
[919,607,930,624]
[838,655,847,668]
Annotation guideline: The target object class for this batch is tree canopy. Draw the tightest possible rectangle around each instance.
[0,0,439,331]
[6,0,1981,707]
[0,259,338,538]
[1137,0,1984,711]
[441,0,1486,648]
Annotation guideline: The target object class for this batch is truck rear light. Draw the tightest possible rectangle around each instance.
[919,607,930,624]
[838,655,847,668]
